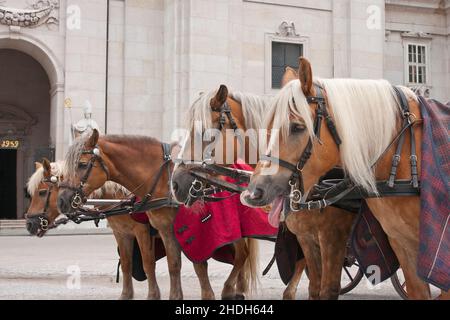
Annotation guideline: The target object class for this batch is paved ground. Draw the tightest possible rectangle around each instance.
[0,234,405,300]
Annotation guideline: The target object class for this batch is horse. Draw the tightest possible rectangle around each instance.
[25,158,161,300]
[170,73,358,300]
[241,57,445,299]
[56,132,259,300]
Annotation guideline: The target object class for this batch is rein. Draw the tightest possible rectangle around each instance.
[51,142,179,228]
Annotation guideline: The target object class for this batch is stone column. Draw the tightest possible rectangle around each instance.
[162,0,191,141]
[63,0,107,154]
[348,0,385,79]
[332,0,351,77]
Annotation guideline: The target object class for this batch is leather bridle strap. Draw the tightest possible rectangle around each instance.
[59,145,110,209]
[260,84,342,210]
[217,101,238,131]
[134,143,173,212]
[26,176,59,232]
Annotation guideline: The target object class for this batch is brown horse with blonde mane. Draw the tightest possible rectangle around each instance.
[170,70,360,300]
[242,57,449,299]
[26,159,160,299]
[56,132,258,300]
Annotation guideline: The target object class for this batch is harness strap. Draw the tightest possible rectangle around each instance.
[135,143,172,212]
[387,124,406,187]
[189,171,247,194]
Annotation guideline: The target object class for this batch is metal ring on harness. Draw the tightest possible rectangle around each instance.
[39,216,49,231]
[71,193,83,209]
[188,179,204,198]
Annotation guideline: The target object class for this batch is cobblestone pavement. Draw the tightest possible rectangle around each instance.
[0,234,404,300]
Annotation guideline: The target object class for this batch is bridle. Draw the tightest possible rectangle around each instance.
[180,99,249,205]
[216,101,238,131]
[59,146,110,209]
[26,174,59,234]
[261,84,342,211]
[260,84,421,212]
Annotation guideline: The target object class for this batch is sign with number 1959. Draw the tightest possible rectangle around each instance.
[1,139,20,149]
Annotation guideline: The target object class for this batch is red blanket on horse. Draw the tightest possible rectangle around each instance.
[174,163,278,263]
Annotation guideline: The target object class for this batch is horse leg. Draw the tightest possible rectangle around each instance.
[193,262,215,300]
[157,226,183,300]
[235,238,259,300]
[367,198,431,299]
[134,226,161,300]
[296,235,322,300]
[222,239,247,299]
[148,208,183,300]
[438,290,450,300]
[282,259,306,300]
[114,232,134,300]
[318,208,354,300]
[389,238,431,299]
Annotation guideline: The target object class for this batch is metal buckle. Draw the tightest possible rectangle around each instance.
[39,216,49,231]
[71,193,83,209]
[188,179,204,198]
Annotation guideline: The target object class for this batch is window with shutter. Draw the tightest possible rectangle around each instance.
[271,42,303,89]
[406,43,428,85]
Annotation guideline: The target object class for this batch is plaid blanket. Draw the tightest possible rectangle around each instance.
[417,97,450,291]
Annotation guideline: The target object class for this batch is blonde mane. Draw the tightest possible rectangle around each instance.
[27,159,129,199]
[267,78,417,193]
[90,181,130,198]
[63,130,93,180]
[27,161,64,195]
[186,89,272,133]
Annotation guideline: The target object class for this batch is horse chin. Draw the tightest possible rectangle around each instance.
[37,229,47,238]
[240,189,278,208]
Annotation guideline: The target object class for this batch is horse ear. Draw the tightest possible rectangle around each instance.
[88,129,99,147]
[281,66,298,88]
[42,158,51,177]
[210,84,229,109]
[35,162,42,170]
[298,57,313,96]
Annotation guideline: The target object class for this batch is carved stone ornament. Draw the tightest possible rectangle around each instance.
[276,21,300,37]
[0,104,37,136]
[401,31,432,39]
[0,0,59,28]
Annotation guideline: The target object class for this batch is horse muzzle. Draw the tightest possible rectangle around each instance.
[26,215,50,237]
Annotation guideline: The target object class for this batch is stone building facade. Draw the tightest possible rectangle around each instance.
[0,0,448,219]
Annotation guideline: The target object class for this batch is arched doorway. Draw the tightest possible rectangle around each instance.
[0,49,52,219]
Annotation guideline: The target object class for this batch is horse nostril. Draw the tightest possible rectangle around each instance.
[172,181,179,193]
[250,188,264,200]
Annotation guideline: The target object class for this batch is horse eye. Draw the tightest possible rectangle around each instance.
[38,190,48,197]
[290,123,306,134]
[78,162,88,169]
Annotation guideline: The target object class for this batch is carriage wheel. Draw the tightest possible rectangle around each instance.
[339,246,364,295]
[390,271,408,300]
[304,261,364,295]
[340,263,364,294]
[390,269,441,300]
